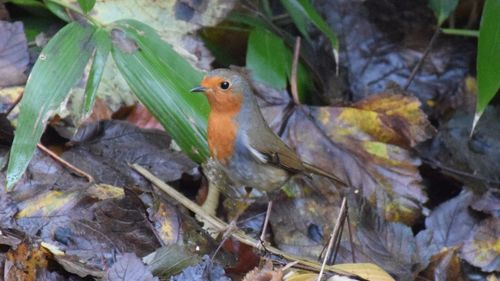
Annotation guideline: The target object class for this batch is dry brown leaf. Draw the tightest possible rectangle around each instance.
[5,242,49,281]
[258,90,434,224]
[330,263,395,281]
[419,247,464,281]
[242,260,283,281]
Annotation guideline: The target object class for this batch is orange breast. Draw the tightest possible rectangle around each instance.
[207,110,239,165]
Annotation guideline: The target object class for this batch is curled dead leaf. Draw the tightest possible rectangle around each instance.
[243,260,283,281]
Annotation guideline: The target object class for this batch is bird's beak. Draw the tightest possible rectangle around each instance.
[190,86,207,93]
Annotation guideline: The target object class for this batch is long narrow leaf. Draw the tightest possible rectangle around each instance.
[281,0,338,50]
[246,27,288,89]
[246,27,313,99]
[476,0,500,124]
[84,28,111,115]
[111,19,209,163]
[7,22,96,190]
[280,0,311,42]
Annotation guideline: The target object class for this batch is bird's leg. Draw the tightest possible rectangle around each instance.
[211,189,252,260]
[258,201,273,251]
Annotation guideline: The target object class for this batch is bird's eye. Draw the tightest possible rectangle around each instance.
[220,81,230,90]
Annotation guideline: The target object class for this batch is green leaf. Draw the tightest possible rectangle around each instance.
[246,27,288,89]
[280,0,338,50]
[111,19,209,163]
[7,22,96,190]
[428,0,459,26]
[8,0,53,17]
[77,0,96,14]
[246,27,314,100]
[84,28,111,115]
[280,0,311,42]
[475,0,500,123]
[227,13,271,30]
[43,0,71,22]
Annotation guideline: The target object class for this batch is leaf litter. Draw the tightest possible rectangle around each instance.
[1,0,499,279]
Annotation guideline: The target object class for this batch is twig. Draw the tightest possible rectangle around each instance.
[5,90,23,116]
[259,201,273,246]
[291,37,301,105]
[37,143,94,182]
[330,215,345,265]
[346,211,356,263]
[131,164,368,279]
[282,260,299,271]
[422,158,500,186]
[403,28,440,91]
[317,197,347,281]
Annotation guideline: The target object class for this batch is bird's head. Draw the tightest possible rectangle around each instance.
[191,69,252,113]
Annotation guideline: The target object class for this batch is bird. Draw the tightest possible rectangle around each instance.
[191,68,348,195]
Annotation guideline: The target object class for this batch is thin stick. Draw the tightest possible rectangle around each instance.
[422,158,500,185]
[37,143,94,182]
[260,201,273,245]
[132,164,365,278]
[282,260,299,271]
[346,210,356,263]
[403,28,440,91]
[330,215,345,265]
[290,36,301,105]
[317,197,347,281]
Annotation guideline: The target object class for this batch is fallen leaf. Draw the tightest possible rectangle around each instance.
[329,263,396,281]
[416,190,480,260]
[313,0,474,120]
[351,196,425,280]
[257,83,433,225]
[0,21,28,87]
[126,104,164,130]
[418,106,500,191]
[62,120,199,188]
[34,269,68,281]
[147,201,181,246]
[242,260,282,281]
[143,245,200,278]
[462,217,500,272]
[352,93,437,148]
[103,253,158,281]
[270,190,343,259]
[169,255,231,281]
[0,228,25,248]
[471,188,500,217]
[36,193,161,277]
[5,242,48,281]
[419,247,464,281]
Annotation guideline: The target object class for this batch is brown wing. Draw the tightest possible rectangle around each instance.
[247,127,348,187]
[246,132,305,174]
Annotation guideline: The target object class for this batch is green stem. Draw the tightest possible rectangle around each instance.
[441,28,479,37]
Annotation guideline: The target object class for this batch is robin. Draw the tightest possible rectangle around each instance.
[191,68,348,194]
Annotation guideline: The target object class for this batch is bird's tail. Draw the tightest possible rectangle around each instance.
[302,162,348,187]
